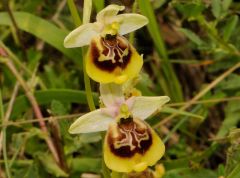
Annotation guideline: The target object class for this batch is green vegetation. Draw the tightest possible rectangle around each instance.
[1,0,240,177]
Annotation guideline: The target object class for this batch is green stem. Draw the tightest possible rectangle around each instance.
[67,0,81,26]
[0,89,12,178]
[101,133,111,178]
[129,1,138,44]
[67,0,95,111]
[82,47,96,111]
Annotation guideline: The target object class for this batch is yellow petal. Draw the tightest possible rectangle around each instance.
[86,35,143,84]
[104,119,165,173]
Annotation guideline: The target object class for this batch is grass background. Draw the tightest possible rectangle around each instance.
[1,0,240,177]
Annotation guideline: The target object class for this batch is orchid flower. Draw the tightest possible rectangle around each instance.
[64,5,148,84]
[69,83,170,172]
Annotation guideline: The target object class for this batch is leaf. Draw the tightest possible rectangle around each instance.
[71,158,102,173]
[13,163,39,178]
[216,94,240,138]
[174,3,205,18]
[164,168,217,178]
[37,153,68,177]
[222,0,232,11]
[225,130,240,177]
[138,0,183,102]
[93,0,104,12]
[178,28,205,46]
[162,107,204,120]
[4,89,98,118]
[223,15,238,41]
[212,0,222,18]
[226,164,240,178]
[218,74,240,90]
[50,100,68,116]
[0,12,82,68]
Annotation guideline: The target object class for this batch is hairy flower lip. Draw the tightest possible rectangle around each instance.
[107,118,153,158]
[104,118,165,173]
[89,35,131,72]
[86,35,143,84]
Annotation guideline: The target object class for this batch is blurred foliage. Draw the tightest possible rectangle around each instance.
[0,0,240,177]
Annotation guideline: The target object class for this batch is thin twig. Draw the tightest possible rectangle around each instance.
[1,95,240,128]
[154,62,240,128]
[0,113,82,128]
[0,83,20,155]
[166,96,240,107]
[1,57,60,164]
[2,0,28,60]
[0,90,12,178]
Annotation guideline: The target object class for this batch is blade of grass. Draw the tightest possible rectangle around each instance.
[67,0,82,26]
[156,62,240,128]
[0,12,83,68]
[0,89,12,178]
[93,0,104,12]
[4,89,98,118]
[67,0,95,112]
[138,0,183,102]
[163,105,201,143]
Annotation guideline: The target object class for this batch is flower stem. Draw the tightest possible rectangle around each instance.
[82,47,96,111]
[67,0,95,111]
[67,0,81,26]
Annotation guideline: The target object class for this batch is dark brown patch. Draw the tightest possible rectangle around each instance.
[90,36,132,72]
[107,120,152,158]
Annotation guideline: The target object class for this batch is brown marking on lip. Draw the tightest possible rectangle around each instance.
[107,119,152,158]
[90,36,132,73]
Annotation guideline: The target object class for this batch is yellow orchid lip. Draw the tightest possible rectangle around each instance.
[86,35,143,84]
[104,118,165,172]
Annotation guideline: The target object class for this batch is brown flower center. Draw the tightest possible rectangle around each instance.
[90,35,132,73]
[107,118,152,158]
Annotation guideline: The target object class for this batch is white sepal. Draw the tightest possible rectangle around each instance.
[114,14,149,35]
[64,23,101,48]
[96,4,125,23]
[69,109,113,134]
[131,96,170,120]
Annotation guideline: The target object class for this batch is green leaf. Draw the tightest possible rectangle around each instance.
[178,28,205,46]
[5,89,98,118]
[225,130,240,177]
[223,15,238,41]
[50,100,68,116]
[71,158,101,173]
[212,0,222,18]
[216,94,240,138]
[222,0,232,11]
[226,164,240,178]
[0,12,82,68]
[174,3,205,18]
[162,107,204,120]
[164,168,217,178]
[13,163,39,178]
[37,153,68,177]
[218,74,240,90]
[93,0,104,12]
[138,0,183,102]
